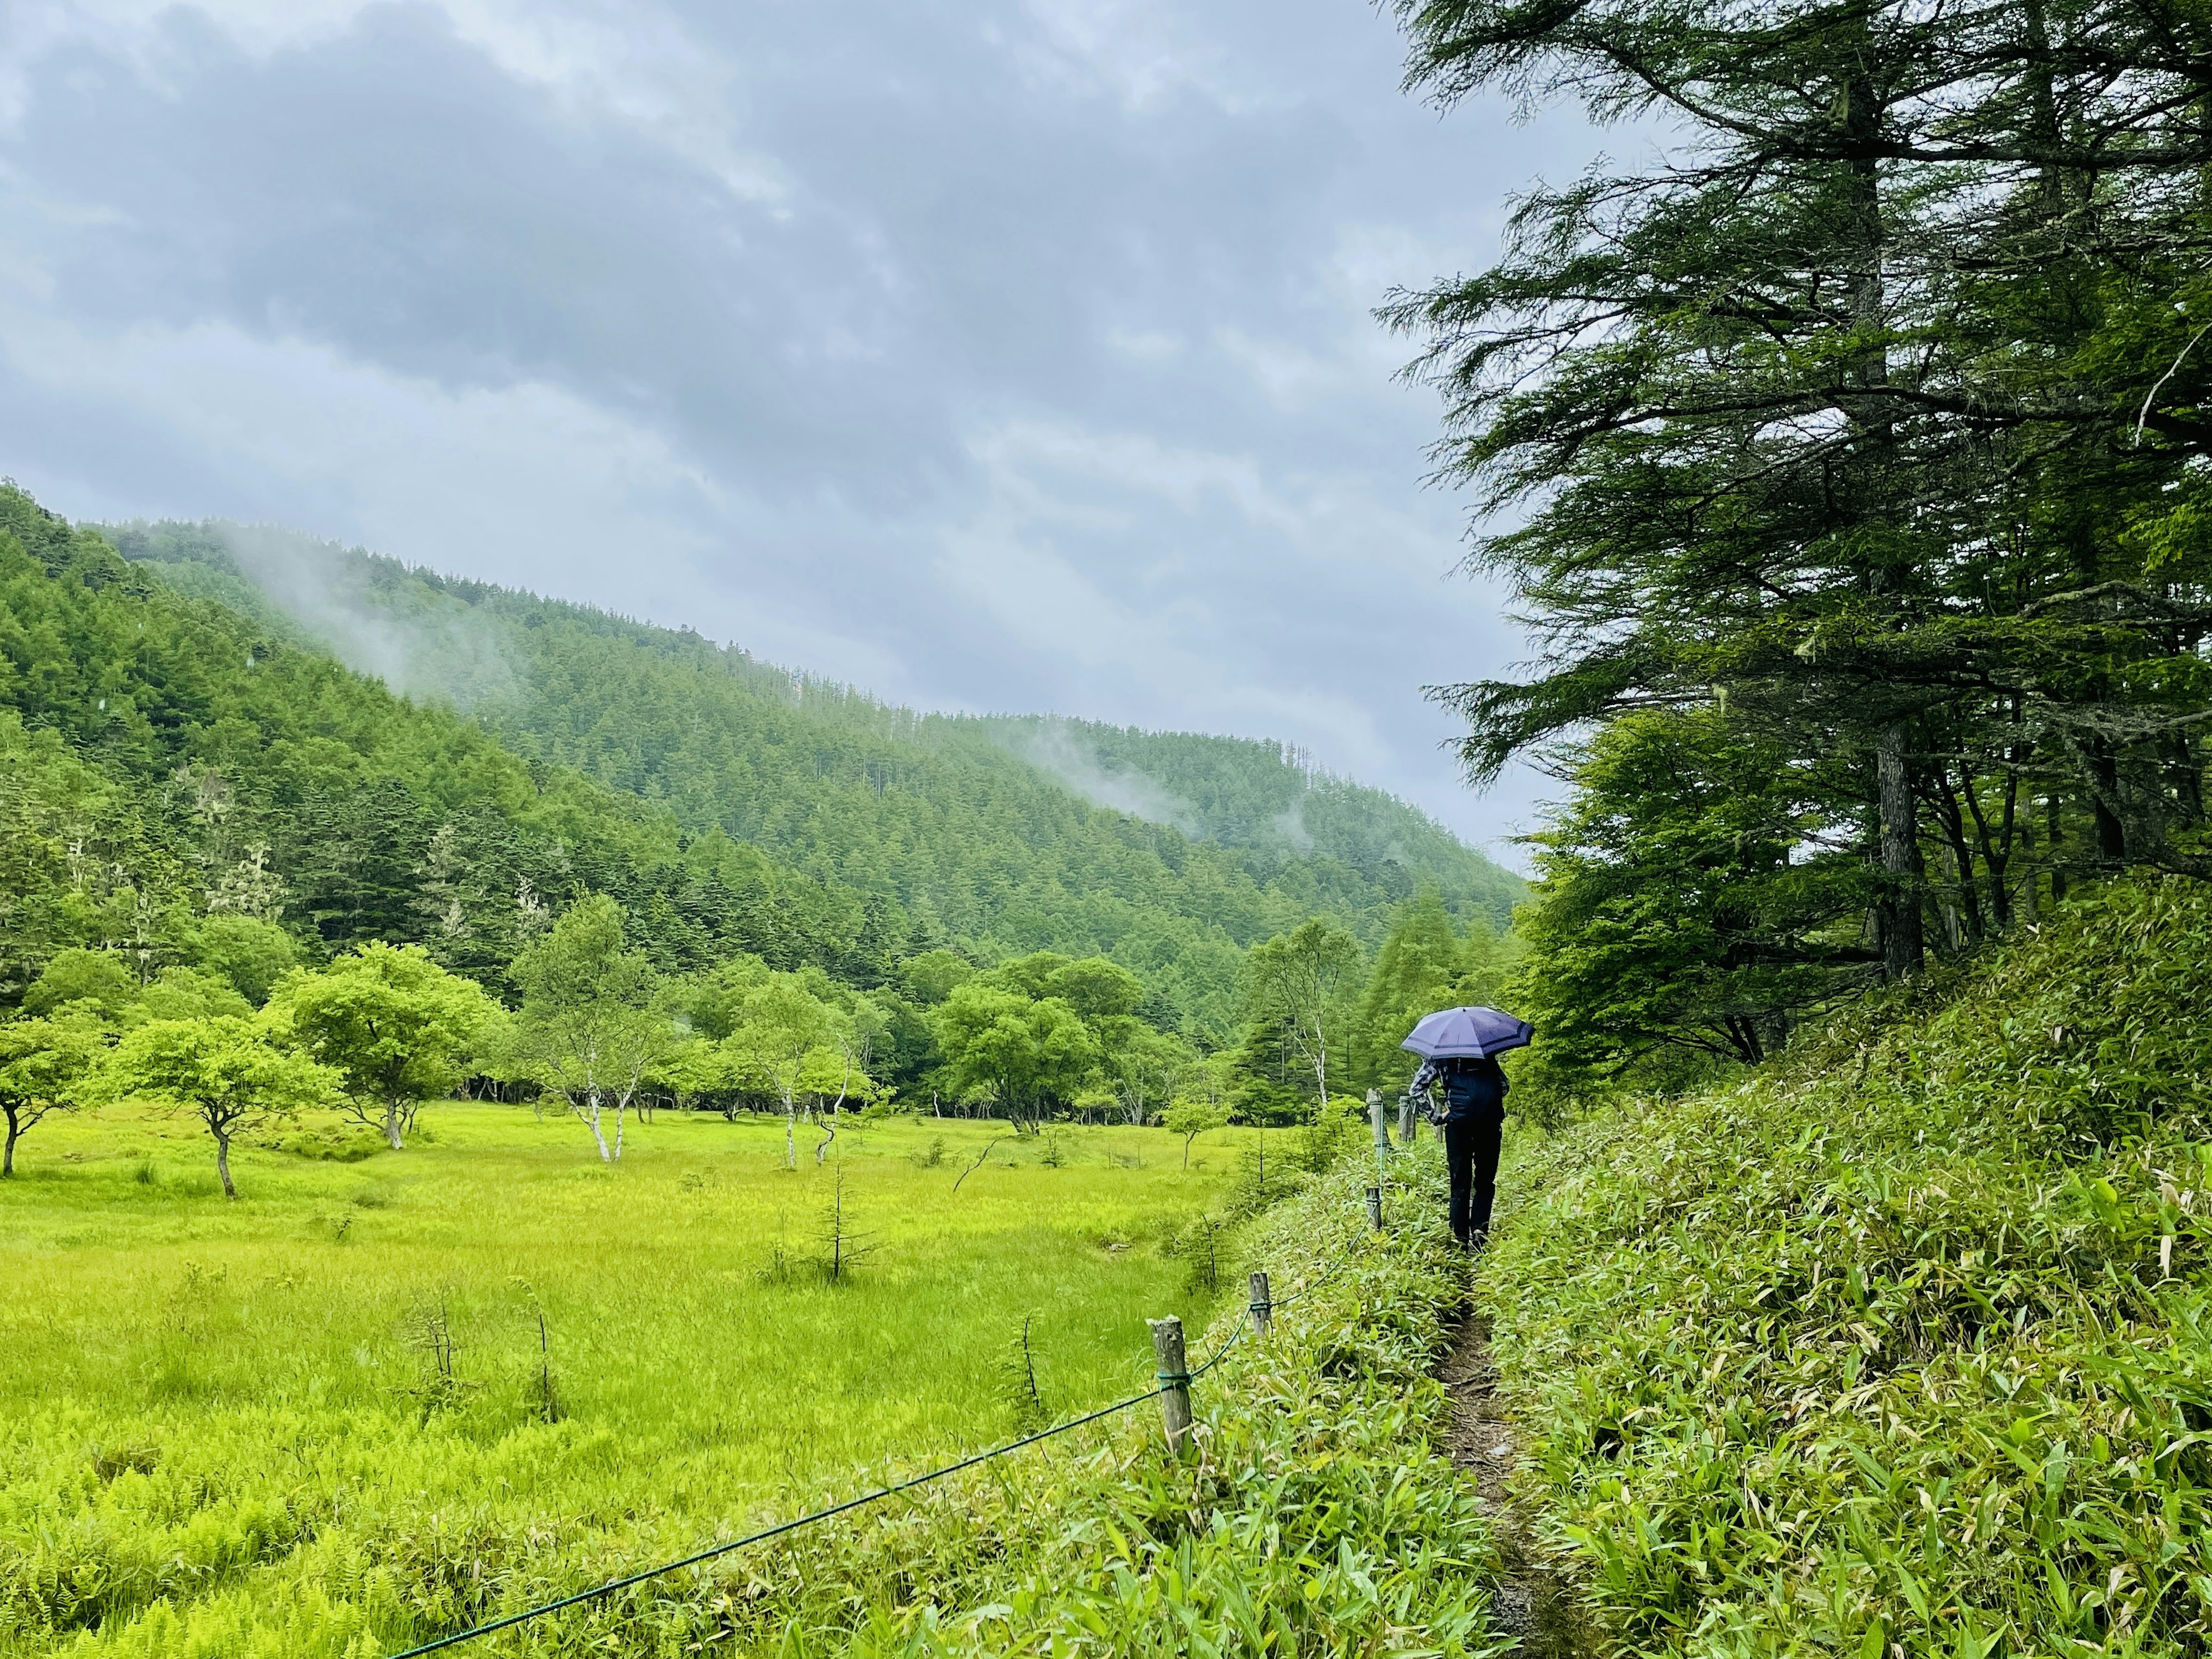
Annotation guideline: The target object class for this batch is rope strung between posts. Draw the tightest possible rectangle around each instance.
[383,1305,1258,1657]
[382,1168,1401,1657]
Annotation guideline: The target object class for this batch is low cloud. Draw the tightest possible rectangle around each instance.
[211,523,520,710]
[1007,718,1205,835]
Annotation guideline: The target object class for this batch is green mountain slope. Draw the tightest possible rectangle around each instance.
[977,714,1509,898]
[0,488,937,1003]
[106,518,1521,1036]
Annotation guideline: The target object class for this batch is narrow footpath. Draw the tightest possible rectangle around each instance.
[1439,1306,1587,1658]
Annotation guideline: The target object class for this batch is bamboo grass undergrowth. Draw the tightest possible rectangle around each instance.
[1482,877,2212,1658]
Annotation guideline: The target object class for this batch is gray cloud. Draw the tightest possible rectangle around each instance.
[0,0,1605,862]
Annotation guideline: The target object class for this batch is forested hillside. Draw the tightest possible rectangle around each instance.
[0,488,878,1003]
[102,517,1518,1036]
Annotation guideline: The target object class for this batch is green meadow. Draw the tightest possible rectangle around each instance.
[0,1108,1248,1656]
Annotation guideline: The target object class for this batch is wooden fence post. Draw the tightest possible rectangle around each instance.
[1366,1184,1384,1231]
[1248,1270,1272,1340]
[1149,1317,1193,1455]
[1368,1088,1391,1156]
[1398,1094,1418,1145]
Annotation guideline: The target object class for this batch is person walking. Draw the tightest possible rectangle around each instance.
[1397,1005,1533,1253]
[1405,1054,1509,1249]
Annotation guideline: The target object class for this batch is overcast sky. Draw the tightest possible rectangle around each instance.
[0,0,1605,859]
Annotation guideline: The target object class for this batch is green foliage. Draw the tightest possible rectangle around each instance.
[896,949,975,1006]
[265,942,494,1150]
[109,516,1522,1038]
[23,949,138,1019]
[0,1010,105,1175]
[1511,710,1873,1093]
[1484,878,2212,1655]
[187,914,300,1005]
[507,895,667,1161]
[1161,1095,1232,1167]
[131,967,252,1025]
[1347,889,1518,1094]
[0,486,900,1007]
[1241,918,1362,1117]
[1389,0,2212,1006]
[96,1016,340,1198]
[932,982,1098,1121]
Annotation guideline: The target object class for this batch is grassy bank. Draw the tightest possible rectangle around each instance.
[1,1111,1244,1655]
[1482,878,2212,1657]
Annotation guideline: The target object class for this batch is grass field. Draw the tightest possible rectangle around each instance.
[0,1105,1251,1656]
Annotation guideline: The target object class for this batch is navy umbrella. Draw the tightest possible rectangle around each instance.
[1400,1005,1534,1060]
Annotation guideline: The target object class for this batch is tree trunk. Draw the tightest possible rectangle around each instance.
[2086,743,2128,861]
[383,1101,405,1151]
[586,1091,612,1161]
[215,1128,237,1199]
[3,1107,18,1176]
[783,1097,796,1170]
[2047,794,2067,902]
[1877,724,1925,978]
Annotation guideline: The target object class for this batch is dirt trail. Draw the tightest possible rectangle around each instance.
[1439,1308,1587,1657]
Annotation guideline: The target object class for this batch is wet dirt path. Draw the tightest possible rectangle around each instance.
[1439,1307,1587,1657]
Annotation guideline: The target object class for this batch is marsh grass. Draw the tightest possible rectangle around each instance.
[0,1108,1243,1655]
[274,1149,1499,1657]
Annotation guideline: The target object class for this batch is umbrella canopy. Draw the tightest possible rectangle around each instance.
[1400,1005,1534,1060]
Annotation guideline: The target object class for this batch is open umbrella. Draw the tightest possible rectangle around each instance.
[1400,1005,1533,1060]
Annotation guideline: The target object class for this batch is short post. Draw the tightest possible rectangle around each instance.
[1366,1184,1384,1231]
[1398,1095,1418,1145]
[1149,1316,1193,1456]
[1368,1088,1391,1158]
[1248,1270,1272,1339]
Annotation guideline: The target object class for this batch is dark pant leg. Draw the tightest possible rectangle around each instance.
[1465,1108,1503,1243]
[1444,1119,1475,1244]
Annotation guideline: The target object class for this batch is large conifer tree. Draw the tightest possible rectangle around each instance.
[1392,0,2212,1006]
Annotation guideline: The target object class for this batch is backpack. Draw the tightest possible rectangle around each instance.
[1428,1056,1508,1124]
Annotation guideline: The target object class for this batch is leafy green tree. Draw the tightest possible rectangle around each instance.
[897,949,975,1006]
[189,915,299,1005]
[1037,957,1145,1022]
[1513,711,1872,1092]
[721,975,840,1169]
[1243,919,1361,1118]
[1162,1094,1232,1169]
[266,942,495,1149]
[23,949,138,1019]
[98,1016,339,1198]
[0,1010,105,1175]
[1387,0,2212,987]
[933,982,1099,1126]
[132,967,253,1025]
[1105,1026,1198,1127]
[1349,892,1465,1092]
[660,1035,735,1118]
[509,895,668,1162]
